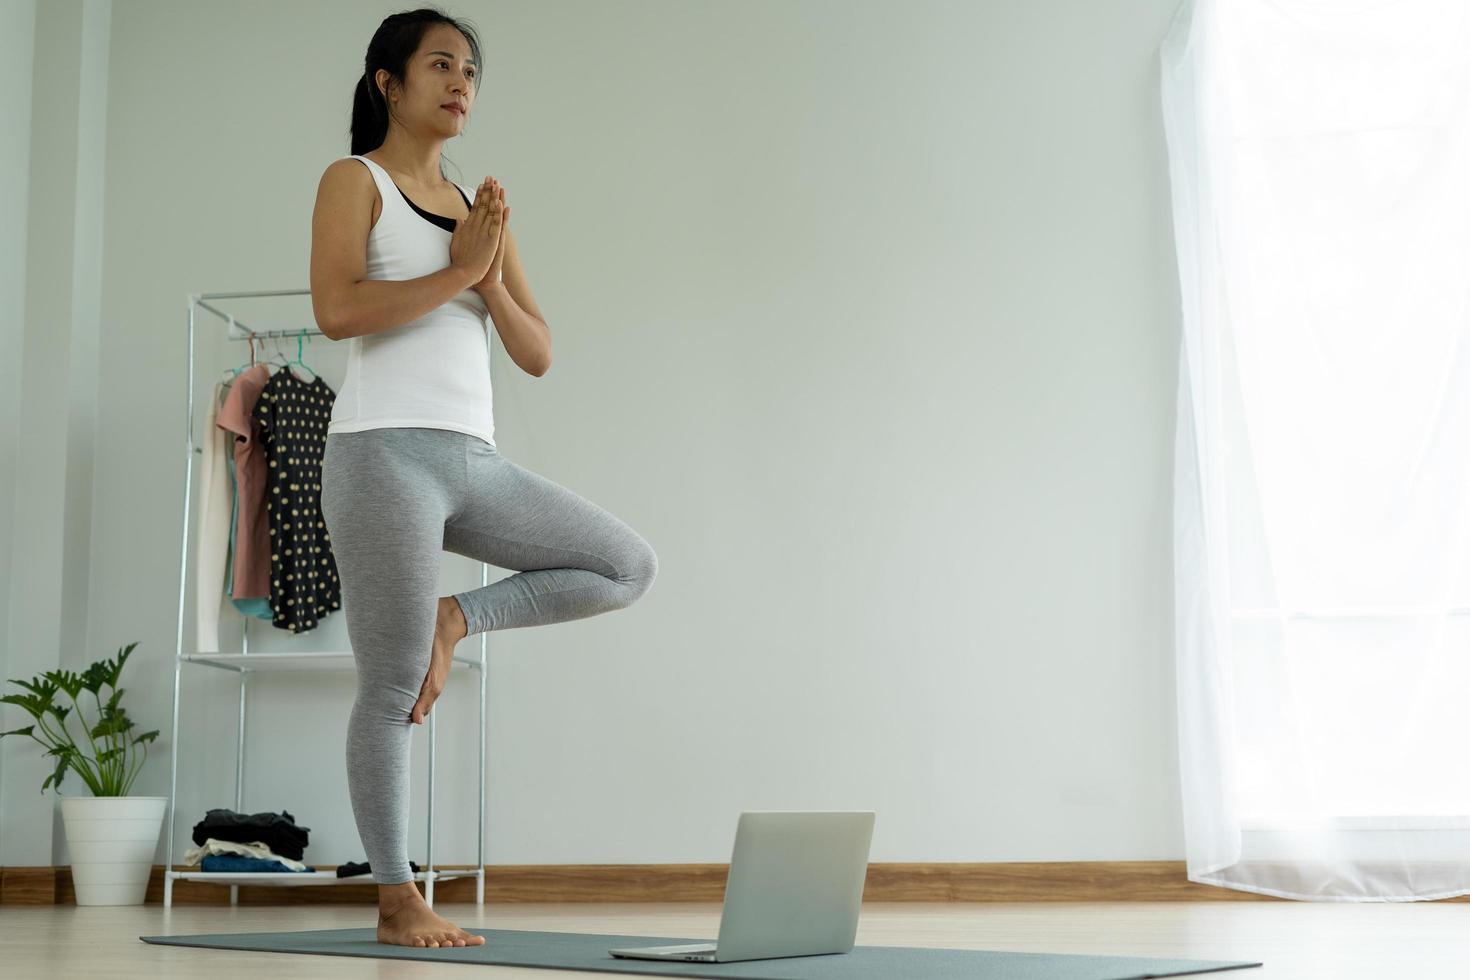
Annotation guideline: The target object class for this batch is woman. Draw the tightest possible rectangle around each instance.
[310,8,658,949]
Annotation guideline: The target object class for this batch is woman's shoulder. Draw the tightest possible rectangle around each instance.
[328,153,375,177]
[319,156,379,197]
[313,157,381,235]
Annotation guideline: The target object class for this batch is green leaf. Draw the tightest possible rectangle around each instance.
[0,693,47,721]
[81,662,110,696]
[41,749,70,793]
[43,668,83,700]
[10,676,59,700]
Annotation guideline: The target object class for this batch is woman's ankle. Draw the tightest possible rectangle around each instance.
[377,881,424,909]
[437,595,469,643]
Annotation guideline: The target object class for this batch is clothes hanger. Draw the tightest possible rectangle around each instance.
[260,334,318,381]
[221,335,262,380]
[289,334,319,380]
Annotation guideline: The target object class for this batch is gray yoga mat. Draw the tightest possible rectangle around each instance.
[140,926,1263,978]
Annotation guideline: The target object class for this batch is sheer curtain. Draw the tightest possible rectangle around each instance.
[1162,0,1470,901]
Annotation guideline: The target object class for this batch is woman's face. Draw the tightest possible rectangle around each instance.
[381,25,478,136]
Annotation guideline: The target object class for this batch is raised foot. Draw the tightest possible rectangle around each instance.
[376,895,486,948]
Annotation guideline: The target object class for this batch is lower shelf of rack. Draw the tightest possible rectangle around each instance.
[167,869,483,886]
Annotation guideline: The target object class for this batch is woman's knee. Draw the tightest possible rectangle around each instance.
[342,596,437,717]
[622,535,658,602]
[350,680,419,726]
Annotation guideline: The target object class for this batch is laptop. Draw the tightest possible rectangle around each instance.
[608,810,875,964]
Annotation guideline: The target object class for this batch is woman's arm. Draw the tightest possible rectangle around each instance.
[311,160,482,340]
[477,226,552,376]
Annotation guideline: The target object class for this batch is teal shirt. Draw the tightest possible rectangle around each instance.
[226,452,273,620]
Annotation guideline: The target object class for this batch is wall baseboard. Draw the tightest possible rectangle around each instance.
[0,861,1355,905]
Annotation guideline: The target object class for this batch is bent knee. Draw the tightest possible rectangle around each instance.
[623,538,658,600]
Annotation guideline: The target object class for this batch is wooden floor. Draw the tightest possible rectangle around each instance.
[1,899,1463,978]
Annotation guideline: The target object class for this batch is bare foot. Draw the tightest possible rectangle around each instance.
[376,889,485,948]
[412,596,470,725]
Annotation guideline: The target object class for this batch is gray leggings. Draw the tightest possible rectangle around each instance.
[319,426,657,884]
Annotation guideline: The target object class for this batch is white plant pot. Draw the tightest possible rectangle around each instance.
[60,795,167,906]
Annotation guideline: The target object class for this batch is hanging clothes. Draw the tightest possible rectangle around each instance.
[216,362,274,605]
[251,366,342,633]
[195,381,232,653]
[224,451,272,621]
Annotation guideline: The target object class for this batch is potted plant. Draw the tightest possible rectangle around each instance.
[1,641,164,905]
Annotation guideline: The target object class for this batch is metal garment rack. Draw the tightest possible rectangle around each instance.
[162,289,488,908]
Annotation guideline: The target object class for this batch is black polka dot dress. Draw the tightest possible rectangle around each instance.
[251,367,342,633]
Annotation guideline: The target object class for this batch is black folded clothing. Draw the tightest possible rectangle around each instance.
[191,808,311,862]
[336,860,422,878]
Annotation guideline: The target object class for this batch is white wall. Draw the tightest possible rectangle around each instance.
[6,0,1187,871]
[2,0,110,869]
[0,0,37,864]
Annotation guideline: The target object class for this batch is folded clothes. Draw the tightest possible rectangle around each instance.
[201,854,315,874]
[183,837,311,872]
[336,859,422,878]
[191,808,310,861]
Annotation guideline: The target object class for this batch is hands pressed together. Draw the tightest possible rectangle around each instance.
[449,175,510,293]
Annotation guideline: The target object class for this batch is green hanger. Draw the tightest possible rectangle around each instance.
[293,333,318,379]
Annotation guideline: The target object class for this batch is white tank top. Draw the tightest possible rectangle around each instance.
[326,154,497,447]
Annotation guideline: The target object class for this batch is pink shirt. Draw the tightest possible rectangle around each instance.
[216,363,273,600]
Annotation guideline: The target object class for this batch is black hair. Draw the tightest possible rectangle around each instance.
[349,7,483,173]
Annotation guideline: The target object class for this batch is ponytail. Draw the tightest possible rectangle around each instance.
[349,71,389,157]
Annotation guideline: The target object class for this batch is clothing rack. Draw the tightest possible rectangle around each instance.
[162,289,489,908]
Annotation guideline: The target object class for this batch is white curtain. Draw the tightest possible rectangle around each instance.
[1162,0,1470,901]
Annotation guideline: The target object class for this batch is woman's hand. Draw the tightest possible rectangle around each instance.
[473,181,510,293]
[449,176,505,286]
